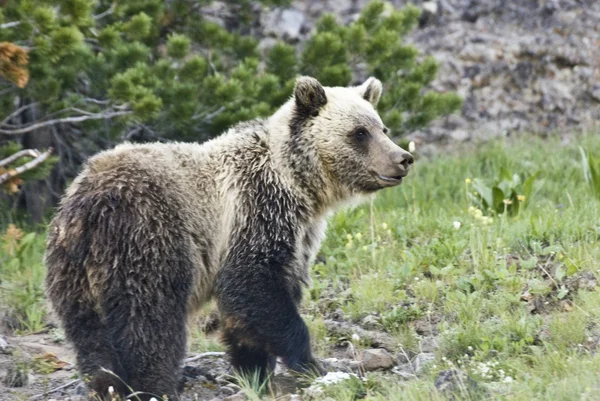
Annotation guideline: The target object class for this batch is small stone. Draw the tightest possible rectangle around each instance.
[360,315,380,330]
[590,85,600,103]
[359,349,395,371]
[271,374,299,396]
[392,363,417,380]
[413,353,436,375]
[422,1,438,14]
[223,391,248,401]
[220,385,236,396]
[435,369,482,398]
[279,394,303,401]
[0,337,13,354]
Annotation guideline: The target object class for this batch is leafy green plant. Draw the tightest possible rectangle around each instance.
[469,168,540,216]
[0,225,47,333]
[579,147,600,199]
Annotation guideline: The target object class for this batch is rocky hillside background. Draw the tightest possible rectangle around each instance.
[227,0,600,144]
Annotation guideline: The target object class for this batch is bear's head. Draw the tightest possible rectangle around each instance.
[287,76,413,196]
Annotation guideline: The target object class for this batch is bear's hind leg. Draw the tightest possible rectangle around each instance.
[61,302,128,398]
[102,286,189,401]
[222,328,276,382]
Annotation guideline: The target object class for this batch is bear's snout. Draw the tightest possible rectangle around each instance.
[391,149,414,174]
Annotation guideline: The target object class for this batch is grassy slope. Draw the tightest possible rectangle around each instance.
[2,134,600,400]
[306,134,600,401]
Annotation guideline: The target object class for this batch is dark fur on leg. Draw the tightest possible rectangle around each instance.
[222,330,274,382]
[217,264,324,379]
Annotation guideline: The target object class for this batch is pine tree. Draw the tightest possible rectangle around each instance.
[0,0,461,218]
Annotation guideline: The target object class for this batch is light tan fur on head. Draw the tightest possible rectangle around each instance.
[267,76,413,206]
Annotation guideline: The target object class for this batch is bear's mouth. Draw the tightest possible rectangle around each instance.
[372,172,406,186]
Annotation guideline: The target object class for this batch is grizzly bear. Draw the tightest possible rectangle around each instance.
[44,76,413,400]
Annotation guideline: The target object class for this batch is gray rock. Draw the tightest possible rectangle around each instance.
[271,374,299,396]
[0,336,13,354]
[262,8,305,41]
[413,352,436,375]
[392,363,417,380]
[359,348,395,371]
[360,314,380,330]
[591,85,600,103]
[321,357,362,373]
[223,391,248,401]
[434,369,483,400]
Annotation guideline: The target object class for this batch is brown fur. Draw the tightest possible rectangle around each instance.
[45,76,413,400]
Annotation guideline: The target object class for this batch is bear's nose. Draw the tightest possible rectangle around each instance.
[400,152,414,169]
[392,150,414,170]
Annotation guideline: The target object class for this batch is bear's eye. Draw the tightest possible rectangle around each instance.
[354,128,369,141]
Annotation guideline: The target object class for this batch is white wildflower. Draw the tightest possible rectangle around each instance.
[453,221,461,230]
[408,141,416,153]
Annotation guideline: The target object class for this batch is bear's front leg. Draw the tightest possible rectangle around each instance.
[216,265,324,380]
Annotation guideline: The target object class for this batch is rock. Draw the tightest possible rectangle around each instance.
[360,314,380,330]
[323,320,396,350]
[413,352,436,375]
[359,349,395,371]
[278,394,303,401]
[321,357,362,373]
[418,336,440,353]
[223,391,248,401]
[0,336,13,354]
[262,8,305,41]
[271,374,299,396]
[392,363,417,380]
[590,85,600,102]
[435,369,483,399]
[220,385,236,396]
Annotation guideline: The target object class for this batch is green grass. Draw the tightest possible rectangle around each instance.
[305,133,600,400]
[2,134,600,399]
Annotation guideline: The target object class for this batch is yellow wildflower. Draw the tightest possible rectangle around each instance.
[465,178,471,184]
[517,195,525,202]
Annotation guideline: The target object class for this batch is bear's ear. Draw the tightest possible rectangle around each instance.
[294,76,327,117]
[357,77,383,107]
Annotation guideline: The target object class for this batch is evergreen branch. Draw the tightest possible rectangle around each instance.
[0,110,132,135]
[0,147,53,185]
[0,148,41,167]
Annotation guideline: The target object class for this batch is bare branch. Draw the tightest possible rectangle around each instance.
[0,149,41,167]
[0,21,21,29]
[0,147,53,185]
[184,351,226,364]
[29,379,80,400]
[94,4,116,20]
[0,110,131,135]
[1,103,38,126]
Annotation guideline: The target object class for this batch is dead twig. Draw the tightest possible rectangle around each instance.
[184,351,226,363]
[0,110,131,135]
[0,147,53,185]
[0,148,41,167]
[29,379,80,400]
